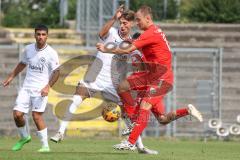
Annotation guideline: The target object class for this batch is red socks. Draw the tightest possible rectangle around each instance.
[128,109,150,144]
[124,104,140,122]
[176,108,189,117]
[119,91,135,106]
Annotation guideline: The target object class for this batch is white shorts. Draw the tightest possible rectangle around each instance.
[14,88,48,113]
[79,57,122,104]
[79,72,121,104]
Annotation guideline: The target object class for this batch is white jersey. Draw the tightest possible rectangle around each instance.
[96,27,142,80]
[97,27,124,62]
[20,43,60,92]
[80,27,141,104]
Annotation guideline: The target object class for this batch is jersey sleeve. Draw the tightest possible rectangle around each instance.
[131,50,142,58]
[50,51,60,71]
[132,33,153,49]
[130,50,143,65]
[20,48,28,64]
[99,27,117,43]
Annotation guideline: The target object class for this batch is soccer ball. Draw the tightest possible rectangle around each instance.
[102,102,121,122]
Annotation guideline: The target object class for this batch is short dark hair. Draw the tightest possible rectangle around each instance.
[119,10,135,21]
[35,24,48,33]
[132,32,141,39]
[138,5,152,17]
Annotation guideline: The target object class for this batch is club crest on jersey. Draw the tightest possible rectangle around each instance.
[149,87,157,94]
[39,57,46,64]
[154,29,162,33]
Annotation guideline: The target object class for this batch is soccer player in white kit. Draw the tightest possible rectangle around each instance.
[50,6,157,154]
[2,24,60,152]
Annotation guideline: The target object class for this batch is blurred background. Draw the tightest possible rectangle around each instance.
[0,0,240,140]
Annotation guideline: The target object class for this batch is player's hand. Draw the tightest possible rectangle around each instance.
[96,43,106,53]
[2,77,13,87]
[114,4,124,20]
[41,84,50,97]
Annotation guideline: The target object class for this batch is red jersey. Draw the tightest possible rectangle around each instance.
[133,25,172,69]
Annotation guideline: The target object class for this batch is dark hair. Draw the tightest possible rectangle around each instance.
[138,5,152,17]
[132,32,141,39]
[35,24,48,33]
[119,10,135,21]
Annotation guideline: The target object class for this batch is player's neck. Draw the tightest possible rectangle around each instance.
[35,43,47,51]
[119,32,130,40]
[144,22,154,31]
[122,34,130,40]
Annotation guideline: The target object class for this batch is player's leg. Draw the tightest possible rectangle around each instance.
[118,72,148,120]
[32,111,49,152]
[128,101,151,145]
[114,101,151,150]
[148,80,202,125]
[152,98,203,124]
[12,89,31,151]
[118,79,135,106]
[31,96,50,152]
[51,83,90,143]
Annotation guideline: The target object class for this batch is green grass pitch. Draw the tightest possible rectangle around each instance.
[0,137,239,160]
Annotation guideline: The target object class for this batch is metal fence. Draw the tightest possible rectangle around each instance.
[143,48,223,137]
[0,44,223,137]
[76,0,129,47]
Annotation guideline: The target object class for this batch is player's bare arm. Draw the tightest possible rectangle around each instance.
[96,42,137,55]
[98,5,124,39]
[2,62,26,87]
[41,69,60,97]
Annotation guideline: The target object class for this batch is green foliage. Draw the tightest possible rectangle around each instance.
[2,0,61,28]
[183,0,240,23]
[67,0,77,20]
[129,0,178,20]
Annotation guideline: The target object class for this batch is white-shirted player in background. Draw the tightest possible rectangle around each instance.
[50,5,157,154]
[2,24,60,152]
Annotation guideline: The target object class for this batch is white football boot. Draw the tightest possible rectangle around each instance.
[50,132,64,143]
[113,140,136,151]
[137,147,159,155]
[187,104,203,122]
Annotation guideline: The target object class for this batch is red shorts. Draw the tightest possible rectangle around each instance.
[150,97,165,116]
[125,96,165,121]
[127,70,173,106]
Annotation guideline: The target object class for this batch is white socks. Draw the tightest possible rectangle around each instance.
[59,95,82,134]
[136,136,144,149]
[37,128,49,148]
[17,125,29,139]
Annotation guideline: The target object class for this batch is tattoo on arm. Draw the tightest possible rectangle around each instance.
[48,69,60,87]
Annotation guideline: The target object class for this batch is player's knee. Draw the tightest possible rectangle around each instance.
[75,84,89,98]
[157,115,169,125]
[13,111,24,121]
[118,80,130,93]
[140,101,152,110]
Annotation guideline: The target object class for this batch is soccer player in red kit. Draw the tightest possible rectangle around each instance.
[97,5,203,150]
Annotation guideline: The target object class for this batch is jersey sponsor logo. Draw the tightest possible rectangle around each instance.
[29,63,44,73]
[112,54,128,61]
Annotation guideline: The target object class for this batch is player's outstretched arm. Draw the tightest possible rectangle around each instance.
[2,62,26,87]
[40,69,60,97]
[98,5,124,39]
[96,42,137,55]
